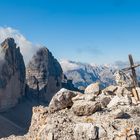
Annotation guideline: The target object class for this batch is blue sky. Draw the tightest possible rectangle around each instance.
[0,0,140,64]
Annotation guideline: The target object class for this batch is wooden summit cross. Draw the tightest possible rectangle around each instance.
[122,54,140,87]
[122,54,140,101]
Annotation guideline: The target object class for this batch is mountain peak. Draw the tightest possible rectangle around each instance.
[1,37,16,48]
[26,47,63,103]
[0,38,25,111]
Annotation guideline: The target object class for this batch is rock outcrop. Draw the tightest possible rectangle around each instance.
[0,38,25,111]
[2,84,140,140]
[26,47,63,103]
[72,100,101,116]
[49,88,77,113]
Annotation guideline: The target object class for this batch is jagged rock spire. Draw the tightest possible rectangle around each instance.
[26,47,63,103]
[0,38,25,111]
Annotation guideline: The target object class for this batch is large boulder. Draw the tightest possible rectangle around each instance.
[72,100,101,116]
[84,82,101,95]
[0,38,25,111]
[49,88,77,113]
[26,47,63,103]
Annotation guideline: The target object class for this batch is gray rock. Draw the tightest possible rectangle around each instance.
[99,96,111,108]
[114,86,132,97]
[26,47,63,103]
[72,93,96,102]
[74,123,98,140]
[107,95,132,108]
[84,82,101,95]
[112,109,125,119]
[72,100,101,116]
[96,124,107,139]
[0,38,25,111]
[49,88,77,113]
[114,70,133,87]
[103,85,118,95]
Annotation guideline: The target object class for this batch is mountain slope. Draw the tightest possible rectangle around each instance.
[60,60,140,89]
[60,60,116,89]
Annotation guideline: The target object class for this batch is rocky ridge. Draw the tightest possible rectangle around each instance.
[3,82,140,140]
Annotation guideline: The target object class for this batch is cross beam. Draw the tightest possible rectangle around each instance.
[122,64,140,71]
[122,54,140,87]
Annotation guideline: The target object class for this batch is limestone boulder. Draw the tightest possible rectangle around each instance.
[49,88,77,113]
[84,82,101,95]
[72,100,101,116]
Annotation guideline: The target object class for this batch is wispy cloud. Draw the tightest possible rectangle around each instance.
[0,27,40,64]
[76,46,103,57]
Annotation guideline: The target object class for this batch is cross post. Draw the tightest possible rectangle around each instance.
[122,54,140,101]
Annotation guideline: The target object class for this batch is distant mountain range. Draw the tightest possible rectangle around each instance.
[60,60,140,89]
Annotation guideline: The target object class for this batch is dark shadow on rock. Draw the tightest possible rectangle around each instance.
[0,95,48,138]
[120,113,131,119]
[0,79,80,138]
[25,84,50,104]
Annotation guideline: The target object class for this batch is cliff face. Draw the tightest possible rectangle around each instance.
[26,47,63,103]
[0,38,25,111]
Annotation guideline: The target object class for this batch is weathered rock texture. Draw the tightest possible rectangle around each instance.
[2,85,140,140]
[84,82,101,94]
[49,88,77,113]
[26,47,63,103]
[0,38,25,111]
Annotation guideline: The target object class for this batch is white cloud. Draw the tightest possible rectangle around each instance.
[0,27,40,64]
[60,59,80,72]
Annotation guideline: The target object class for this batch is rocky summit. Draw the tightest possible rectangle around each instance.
[3,84,140,140]
[0,38,25,111]
[26,47,63,103]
